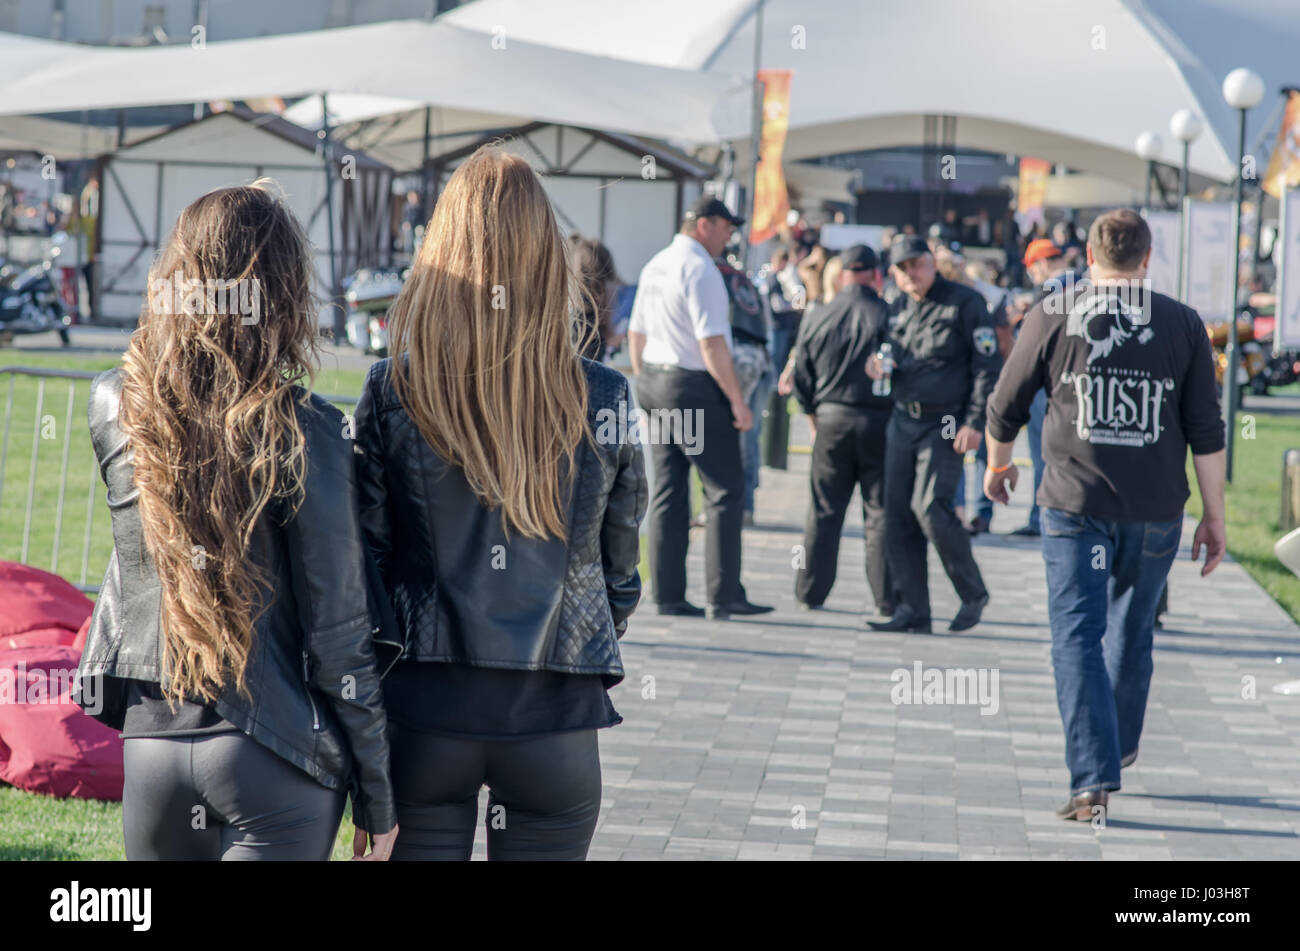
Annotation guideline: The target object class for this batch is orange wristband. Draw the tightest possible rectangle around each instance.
[990,463,1015,474]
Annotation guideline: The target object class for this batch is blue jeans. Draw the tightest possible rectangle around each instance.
[953,438,992,522]
[741,365,774,513]
[1040,507,1182,794]
[770,324,795,376]
[1027,389,1046,532]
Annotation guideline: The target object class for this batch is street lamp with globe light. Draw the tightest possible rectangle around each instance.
[1170,109,1203,298]
[1135,131,1163,210]
[1222,67,1265,483]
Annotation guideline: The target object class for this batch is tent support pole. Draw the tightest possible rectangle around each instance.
[320,92,343,338]
[742,0,765,272]
[421,106,432,223]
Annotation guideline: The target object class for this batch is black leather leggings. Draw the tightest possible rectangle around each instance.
[388,723,602,861]
[122,733,345,861]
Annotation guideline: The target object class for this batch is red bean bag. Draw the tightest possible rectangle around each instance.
[0,562,124,801]
[0,560,91,649]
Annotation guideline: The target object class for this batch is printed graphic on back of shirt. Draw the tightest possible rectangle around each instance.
[1059,284,1170,448]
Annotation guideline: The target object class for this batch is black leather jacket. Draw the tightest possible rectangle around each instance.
[76,369,398,834]
[353,357,646,683]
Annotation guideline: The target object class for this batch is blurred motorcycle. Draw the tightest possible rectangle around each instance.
[342,266,406,357]
[0,233,71,348]
[1206,317,1268,398]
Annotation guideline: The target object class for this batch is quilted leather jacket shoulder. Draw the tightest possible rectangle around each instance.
[75,368,397,834]
[353,357,647,682]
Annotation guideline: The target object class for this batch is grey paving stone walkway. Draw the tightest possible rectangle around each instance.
[485,416,1300,861]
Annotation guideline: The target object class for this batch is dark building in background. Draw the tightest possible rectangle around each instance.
[811,146,1018,239]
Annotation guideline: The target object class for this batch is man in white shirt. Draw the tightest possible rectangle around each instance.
[628,197,774,620]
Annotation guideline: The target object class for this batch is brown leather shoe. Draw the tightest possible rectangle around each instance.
[1056,789,1109,821]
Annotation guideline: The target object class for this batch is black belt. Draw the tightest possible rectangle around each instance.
[894,400,964,420]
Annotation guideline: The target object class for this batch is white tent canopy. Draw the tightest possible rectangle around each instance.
[0,19,742,145]
[445,0,1300,187]
[281,94,530,172]
[95,110,394,322]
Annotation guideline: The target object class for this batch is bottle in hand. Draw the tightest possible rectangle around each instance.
[872,342,894,397]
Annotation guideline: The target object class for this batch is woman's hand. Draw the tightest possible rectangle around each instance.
[352,823,399,861]
[776,363,796,396]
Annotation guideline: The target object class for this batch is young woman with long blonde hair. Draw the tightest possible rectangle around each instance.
[354,146,646,860]
[77,182,398,861]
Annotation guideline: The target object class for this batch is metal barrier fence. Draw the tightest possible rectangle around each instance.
[0,365,356,595]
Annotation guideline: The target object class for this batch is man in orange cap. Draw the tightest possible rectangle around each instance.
[1007,238,1074,536]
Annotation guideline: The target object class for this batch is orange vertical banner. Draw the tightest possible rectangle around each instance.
[748,69,792,245]
[1016,157,1051,233]
[1264,90,1300,199]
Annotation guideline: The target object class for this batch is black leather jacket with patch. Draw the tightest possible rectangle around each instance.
[76,368,397,834]
[352,357,646,684]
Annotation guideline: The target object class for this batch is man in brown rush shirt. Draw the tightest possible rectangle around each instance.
[983,209,1227,823]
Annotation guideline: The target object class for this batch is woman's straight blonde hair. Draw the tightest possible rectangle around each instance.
[386,145,589,541]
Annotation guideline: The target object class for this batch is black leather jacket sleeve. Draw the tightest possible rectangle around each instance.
[353,367,392,577]
[283,400,396,835]
[600,379,647,637]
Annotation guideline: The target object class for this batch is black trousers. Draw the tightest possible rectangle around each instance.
[636,365,746,606]
[883,410,988,619]
[388,723,602,861]
[796,403,894,610]
[122,732,345,861]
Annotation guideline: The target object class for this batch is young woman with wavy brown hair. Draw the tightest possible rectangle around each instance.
[76,182,398,861]
[569,234,621,362]
[354,145,646,860]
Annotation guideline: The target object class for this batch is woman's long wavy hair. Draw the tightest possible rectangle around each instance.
[387,146,589,541]
[118,181,319,705]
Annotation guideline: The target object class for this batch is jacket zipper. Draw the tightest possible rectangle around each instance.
[302,650,321,731]
[372,624,404,680]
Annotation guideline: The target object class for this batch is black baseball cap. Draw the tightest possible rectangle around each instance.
[685,195,745,227]
[889,234,931,266]
[841,244,878,271]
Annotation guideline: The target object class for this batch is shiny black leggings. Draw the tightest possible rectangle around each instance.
[388,723,602,861]
[122,733,345,861]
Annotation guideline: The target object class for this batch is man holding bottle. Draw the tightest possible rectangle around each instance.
[791,245,896,617]
[865,235,1000,633]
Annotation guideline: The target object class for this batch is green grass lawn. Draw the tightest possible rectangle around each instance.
[1184,410,1300,622]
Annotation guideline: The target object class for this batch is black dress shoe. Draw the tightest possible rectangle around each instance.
[1056,789,1108,821]
[1009,524,1040,537]
[708,600,774,620]
[966,515,990,536]
[866,604,931,632]
[948,593,989,632]
[657,601,706,617]
[798,601,823,611]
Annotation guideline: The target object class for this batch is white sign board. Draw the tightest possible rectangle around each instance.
[1276,187,1300,350]
[1142,209,1180,298]
[1182,199,1234,323]
[819,223,885,252]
